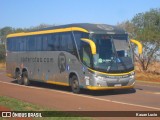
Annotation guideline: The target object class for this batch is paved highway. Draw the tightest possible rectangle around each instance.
[0,69,159,120]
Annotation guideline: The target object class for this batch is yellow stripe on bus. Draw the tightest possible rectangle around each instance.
[81,38,97,54]
[88,68,134,76]
[7,27,89,38]
[130,39,143,54]
[46,80,69,86]
[86,84,134,90]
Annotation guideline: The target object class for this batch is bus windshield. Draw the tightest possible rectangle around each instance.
[90,34,134,73]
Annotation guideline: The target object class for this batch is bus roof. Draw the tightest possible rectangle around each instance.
[7,23,126,38]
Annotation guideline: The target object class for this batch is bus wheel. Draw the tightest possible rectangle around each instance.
[16,71,23,85]
[71,75,80,94]
[23,72,30,86]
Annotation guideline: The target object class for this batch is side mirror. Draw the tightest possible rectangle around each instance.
[81,38,97,54]
[130,39,143,54]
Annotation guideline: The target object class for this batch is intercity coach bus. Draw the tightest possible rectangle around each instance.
[6,23,142,93]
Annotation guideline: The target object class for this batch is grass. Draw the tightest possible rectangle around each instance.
[0,96,91,120]
[135,62,160,83]
[135,71,160,83]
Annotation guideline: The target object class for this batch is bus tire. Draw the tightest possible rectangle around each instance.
[23,71,30,86]
[71,75,80,94]
[16,71,23,85]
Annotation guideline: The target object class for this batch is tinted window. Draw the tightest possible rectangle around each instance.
[53,34,60,51]
[7,32,87,52]
[47,35,54,51]
[27,36,36,51]
[74,32,81,51]
[42,35,48,51]
[60,32,76,53]
[12,38,17,51]
[7,38,12,51]
[35,35,42,51]
[60,33,67,51]
[81,41,92,67]
[67,33,74,52]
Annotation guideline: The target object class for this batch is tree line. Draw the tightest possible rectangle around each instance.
[0,24,52,62]
[117,8,160,71]
[0,8,160,72]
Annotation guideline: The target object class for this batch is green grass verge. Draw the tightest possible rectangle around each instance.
[136,80,160,85]
[0,96,91,120]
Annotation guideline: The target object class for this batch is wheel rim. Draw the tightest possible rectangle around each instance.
[17,76,21,81]
[72,80,78,90]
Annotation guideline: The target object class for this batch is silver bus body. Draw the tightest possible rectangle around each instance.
[6,23,138,93]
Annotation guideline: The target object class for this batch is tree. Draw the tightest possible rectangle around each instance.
[0,27,13,44]
[118,8,160,71]
[0,23,54,44]
[28,23,53,31]
[117,20,135,38]
[0,44,5,62]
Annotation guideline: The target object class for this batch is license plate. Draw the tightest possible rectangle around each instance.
[114,84,122,87]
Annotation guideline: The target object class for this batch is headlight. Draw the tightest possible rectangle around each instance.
[96,76,104,80]
[130,75,134,79]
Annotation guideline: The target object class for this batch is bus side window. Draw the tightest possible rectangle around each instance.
[12,38,17,51]
[74,32,81,51]
[19,37,24,51]
[36,35,42,51]
[67,33,74,52]
[28,36,36,51]
[53,34,60,51]
[16,38,20,51]
[47,34,54,51]
[60,33,67,51]
[7,38,12,51]
[23,37,27,51]
[42,35,48,51]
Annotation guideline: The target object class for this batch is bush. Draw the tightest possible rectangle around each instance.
[0,44,5,62]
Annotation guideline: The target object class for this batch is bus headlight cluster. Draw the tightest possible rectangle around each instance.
[95,76,104,80]
[130,75,134,79]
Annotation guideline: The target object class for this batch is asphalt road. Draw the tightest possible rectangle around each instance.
[0,69,159,120]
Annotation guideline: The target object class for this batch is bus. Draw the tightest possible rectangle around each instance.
[6,23,142,93]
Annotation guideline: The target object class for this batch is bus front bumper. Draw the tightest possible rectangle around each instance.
[85,84,134,90]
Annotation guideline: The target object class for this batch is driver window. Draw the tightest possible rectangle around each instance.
[80,42,91,67]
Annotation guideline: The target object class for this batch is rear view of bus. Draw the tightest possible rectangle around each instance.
[6,23,142,93]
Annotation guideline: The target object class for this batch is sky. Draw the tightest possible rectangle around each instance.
[0,0,159,28]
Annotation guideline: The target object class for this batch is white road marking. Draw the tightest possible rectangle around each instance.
[0,81,160,110]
